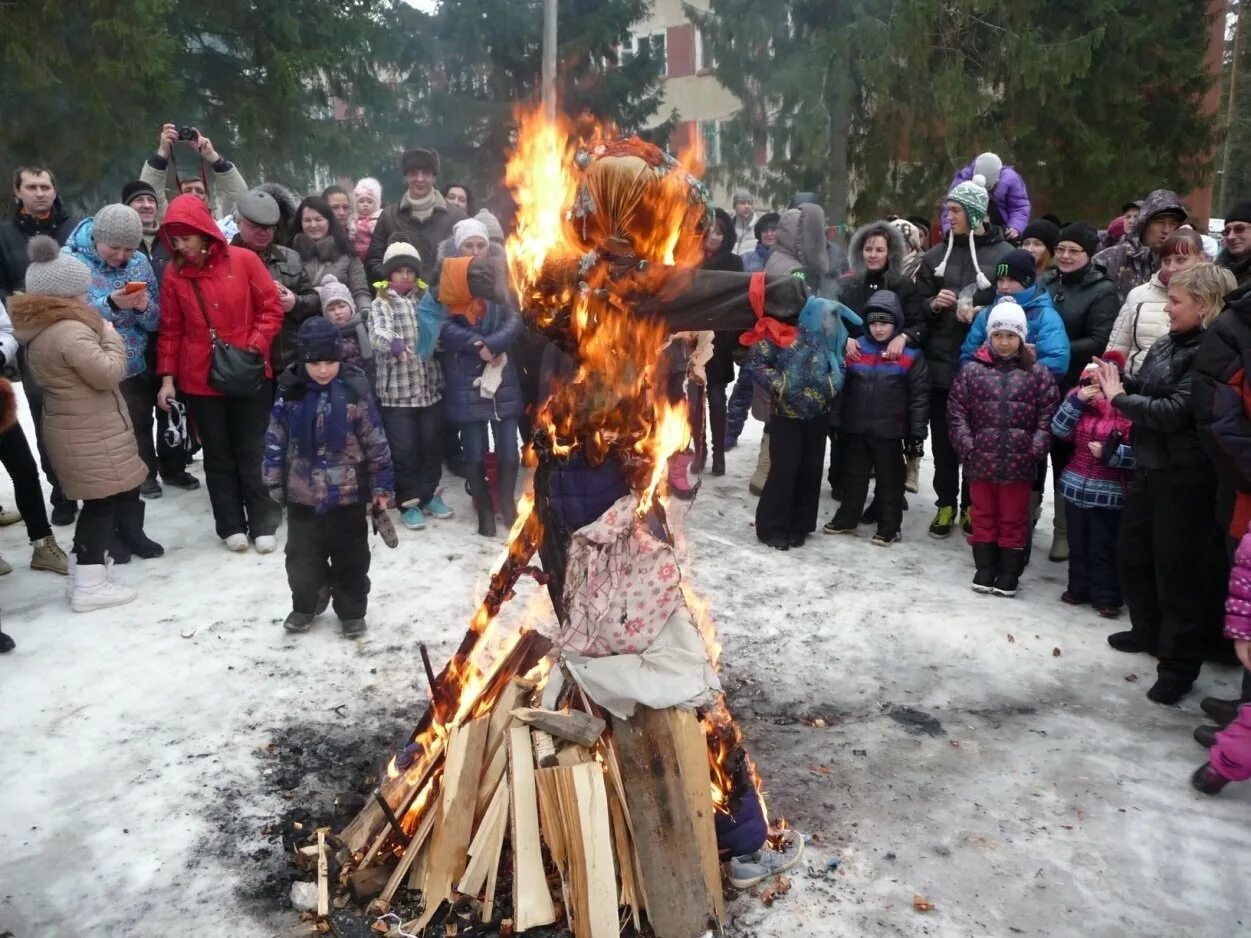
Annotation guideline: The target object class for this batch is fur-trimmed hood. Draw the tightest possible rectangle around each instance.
[848,220,905,280]
[8,293,103,344]
[767,203,829,281]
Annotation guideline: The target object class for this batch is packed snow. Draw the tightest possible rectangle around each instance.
[0,400,1247,937]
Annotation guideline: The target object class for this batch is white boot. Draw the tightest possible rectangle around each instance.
[65,554,115,600]
[70,563,136,613]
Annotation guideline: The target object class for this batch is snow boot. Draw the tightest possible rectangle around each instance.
[116,501,164,559]
[992,547,1026,597]
[1194,724,1220,748]
[498,460,519,530]
[1107,630,1151,654]
[1191,763,1230,795]
[30,535,68,574]
[1147,675,1193,706]
[0,505,21,526]
[971,542,999,593]
[0,628,13,653]
[70,563,136,613]
[284,611,314,633]
[466,462,497,537]
[1200,697,1243,726]
[1049,488,1069,561]
[749,432,770,496]
[341,617,367,639]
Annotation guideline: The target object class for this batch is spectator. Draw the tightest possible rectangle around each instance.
[731,191,759,256]
[741,212,778,275]
[321,185,353,230]
[139,124,248,226]
[789,192,848,282]
[316,276,374,386]
[1094,188,1186,304]
[0,164,80,526]
[232,188,319,373]
[1217,201,1251,288]
[292,195,371,316]
[906,215,933,251]
[156,194,285,553]
[702,209,745,476]
[352,177,383,264]
[9,238,156,610]
[887,216,926,279]
[367,148,466,284]
[1020,219,1060,283]
[443,184,474,216]
[946,153,1031,240]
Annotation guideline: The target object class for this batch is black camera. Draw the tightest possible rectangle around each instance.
[178,126,199,143]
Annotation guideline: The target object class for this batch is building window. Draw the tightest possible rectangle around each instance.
[624,30,667,73]
[699,119,722,167]
[695,27,716,72]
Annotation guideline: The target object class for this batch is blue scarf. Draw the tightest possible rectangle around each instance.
[297,375,349,459]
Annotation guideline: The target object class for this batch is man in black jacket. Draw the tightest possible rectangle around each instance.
[1218,201,1251,289]
[366,148,465,284]
[0,165,81,525]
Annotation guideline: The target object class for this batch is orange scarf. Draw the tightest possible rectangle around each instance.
[438,256,487,325]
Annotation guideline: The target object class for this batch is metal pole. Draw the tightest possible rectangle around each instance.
[542,0,558,120]
[1221,1,1243,213]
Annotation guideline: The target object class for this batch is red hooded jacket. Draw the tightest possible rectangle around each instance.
[156,194,283,396]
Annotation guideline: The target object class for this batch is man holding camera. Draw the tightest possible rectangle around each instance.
[139,123,249,228]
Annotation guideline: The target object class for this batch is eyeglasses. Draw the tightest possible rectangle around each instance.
[1054,246,1087,257]
[163,400,191,451]
[1224,223,1251,237]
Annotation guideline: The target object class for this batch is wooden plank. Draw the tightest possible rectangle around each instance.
[509,725,556,930]
[611,706,720,938]
[605,776,640,930]
[475,743,509,824]
[316,829,330,919]
[556,744,593,767]
[379,801,436,903]
[422,715,491,907]
[457,775,509,897]
[671,707,726,922]
[512,707,606,749]
[481,770,510,923]
[602,735,646,924]
[348,862,396,901]
[567,763,618,938]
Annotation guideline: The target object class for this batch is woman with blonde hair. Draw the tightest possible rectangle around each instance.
[1095,261,1235,705]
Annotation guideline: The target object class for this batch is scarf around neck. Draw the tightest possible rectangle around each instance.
[297,372,350,463]
[402,189,440,222]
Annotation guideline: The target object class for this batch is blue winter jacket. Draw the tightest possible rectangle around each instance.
[747,296,861,420]
[62,217,160,378]
[426,292,525,423]
[958,284,1070,379]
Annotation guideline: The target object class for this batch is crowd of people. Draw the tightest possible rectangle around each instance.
[1,130,1251,796]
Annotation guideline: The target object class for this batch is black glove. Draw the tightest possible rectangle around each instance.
[1101,429,1123,465]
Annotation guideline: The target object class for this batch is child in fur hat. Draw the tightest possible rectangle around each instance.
[1049,350,1134,617]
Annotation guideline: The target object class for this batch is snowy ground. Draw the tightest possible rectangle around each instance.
[0,401,1248,938]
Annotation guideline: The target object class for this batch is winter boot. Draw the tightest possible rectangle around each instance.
[0,505,21,526]
[116,501,164,559]
[1191,763,1230,795]
[1147,675,1193,706]
[30,535,68,575]
[971,542,999,593]
[928,505,956,538]
[1194,724,1220,748]
[0,627,13,653]
[992,547,1027,597]
[498,460,519,530]
[749,432,771,496]
[1200,697,1243,726]
[1107,630,1151,654]
[341,617,367,639]
[107,531,131,565]
[466,462,497,537]
[70,563,136,613]
[283,611,314,633]
[1049,488,1069,561]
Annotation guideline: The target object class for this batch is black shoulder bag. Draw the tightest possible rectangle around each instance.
[189,280,266,397]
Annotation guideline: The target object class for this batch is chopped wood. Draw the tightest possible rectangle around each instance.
[670,707,726,922]
[535,766,571,919]
[509,725,557,930]
[379,801,436,904]
[560,762,618,938]
[612,706,721,938]
[556,744,593,767]
[481,786,508,923]
[532,729,559,768]
[605,772,640,930]
[316,829,330,920]
[422,714,491,912]
[348,862,396,901]
[512,707,606,748]
[457,774,509,897]
[475,742,509,824]
[601,735,645,924]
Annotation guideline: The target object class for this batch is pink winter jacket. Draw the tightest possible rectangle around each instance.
[1226,531,1251,641]
[353,212,380,263]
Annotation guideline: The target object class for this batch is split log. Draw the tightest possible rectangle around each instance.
[671,707,726,923]
[557,763,618,938]
[457,775,509,897]
[379,802,437,904]
[316,829,330,920]
[611,706,721,938]
[422,715,491,905]
[348,862,396,901]
[512,707,606,749]
[509,725,557,930]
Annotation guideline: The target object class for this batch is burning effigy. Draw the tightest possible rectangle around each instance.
[297,110,813,937]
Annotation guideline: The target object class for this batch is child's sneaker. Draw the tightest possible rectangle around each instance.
[726,829,805,889]
[402,506,427,530]
[928,506,956,538]
[1059,591,1087,605]
[871,530,901,547]
[424,493,454,520]
[1191,763,1230,795]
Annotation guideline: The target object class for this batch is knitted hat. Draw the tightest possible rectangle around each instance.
[25,235,91,297]
[382,241,422,278]
[297,316,343,363]
[1225,201,1251,226]
[973,152,1003,188]
[236,188,281,226]
[400,148,439,176]
[1100,349,1127,372]
[986,298,1028,341]
[453,218,489,251]
[121,179,158,207]
[865,306,896,326]
[754,211,780,242]
[732,189,753,206]
[474,209,505,244]
[934,175,992,288]
[316,275,354,315]
[1057,222,1100,258]
[1121,199,1143,213]
[353,176,382,205]
[1020,219,1060,255]
[996,248,1037,288]
[92,204,143,250]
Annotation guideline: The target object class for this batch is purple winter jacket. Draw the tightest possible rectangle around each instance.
[944,163,1032,234]
[1225,530,1251,641]
[948,344,1059,482]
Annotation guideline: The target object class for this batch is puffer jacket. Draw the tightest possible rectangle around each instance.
[704,208,745,387]
[62,217,160,379]
[1093,189,1187,304]
[156,195,285,397]
[8,293,149,500]
[747,295,858,420]
[1194,285,1251,522]
[263,363,394,513]
[914,225,1013,388]
[1047,263,1119,389]
[292,234,372,316]
[1224,529,1251,641]
[1106,273,1169,378]
[231,235,320,373]
[1051,392,1135,509]
[1110,325,1207,472]
[434,297,524,423]
[838,220,925,343]
[766,204,830,286]
[833,291,930,440]
[365,190,466,284]
[0,199,79,300]
[959,285,1070,380]
[947,344,1059,482]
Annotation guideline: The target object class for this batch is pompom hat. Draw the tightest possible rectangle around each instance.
[24,236,91,298]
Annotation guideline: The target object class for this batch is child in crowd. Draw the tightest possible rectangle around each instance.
[264,318,394,638]
[948,298,1059,596]
[368,241,453,530]
[1192,529,1251,795]
[317,275,374,386]
[823,290,929,545]
[1050,351,1134,617]
[352,177,383,263]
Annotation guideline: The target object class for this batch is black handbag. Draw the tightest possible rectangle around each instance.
[190,280,266,397]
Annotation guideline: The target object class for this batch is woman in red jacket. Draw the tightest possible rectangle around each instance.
[156,195,285,552]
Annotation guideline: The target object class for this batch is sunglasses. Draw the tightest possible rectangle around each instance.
[1224,223,1251,237]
